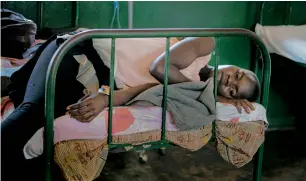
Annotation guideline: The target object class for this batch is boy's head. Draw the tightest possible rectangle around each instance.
[216,65,260,102]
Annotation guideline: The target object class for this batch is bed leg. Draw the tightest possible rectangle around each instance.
[253,143,264,181]
[158,148,166,156]
[138,150,148,164]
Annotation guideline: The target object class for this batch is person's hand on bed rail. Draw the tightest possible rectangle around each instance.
[216,96,255,114]
[66,92,109,122]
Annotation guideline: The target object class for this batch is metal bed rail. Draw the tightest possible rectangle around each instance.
[45,28,271,181]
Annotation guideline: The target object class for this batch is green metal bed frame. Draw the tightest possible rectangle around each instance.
[44,28,271,181]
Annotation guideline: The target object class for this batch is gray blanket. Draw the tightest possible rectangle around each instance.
[126,78,216,131]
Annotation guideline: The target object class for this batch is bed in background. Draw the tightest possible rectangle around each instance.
[255,24,306,65]
[254,1,306,132]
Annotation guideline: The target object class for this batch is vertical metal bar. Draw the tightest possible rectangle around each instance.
[45,94,54,181]
[253,143,265,181]
[37,1,43,29]
[260,46,270,108]
[108,38,116,145]
[1,1,8,9]
[285,1,292,25]
[213,38,220,100]
[254,33,270,181]
[253,1,266,86]
[254,4,270,176]
[252,3,268,174]
[161,38,170,141]
[252,50,260,81]
[256,1,269,97]
[128,1,134,29]
[212,38,220,139]
[73,1,79,28]
[259,2,266,25]
[44,35,54,181]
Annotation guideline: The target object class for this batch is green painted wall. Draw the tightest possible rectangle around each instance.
[260,1,306,26]
[133,1,261,69]
[4,1,261,69]
[3,1,305,129]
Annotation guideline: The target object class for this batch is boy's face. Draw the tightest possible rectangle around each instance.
[216,65,257,100]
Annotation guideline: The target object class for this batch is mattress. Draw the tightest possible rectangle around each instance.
[51,103,268,181]
[22,102,268,159]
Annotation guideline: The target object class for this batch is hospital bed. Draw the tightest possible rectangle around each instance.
[38,28,271,181]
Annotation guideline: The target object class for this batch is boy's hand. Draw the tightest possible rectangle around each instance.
[67,93,109,122]
[217,96,255,114]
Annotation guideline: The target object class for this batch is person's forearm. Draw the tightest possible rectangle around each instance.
[105,83,158,107]
[150,62,191,84]
[149,37,214,85]
[216,95,227,102]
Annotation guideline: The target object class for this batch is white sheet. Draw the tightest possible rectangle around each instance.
[255,23,306,64]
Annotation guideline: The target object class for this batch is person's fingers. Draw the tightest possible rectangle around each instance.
[71,114,85,122]
[83,115,96,123]
[244,100,255,110]
[67,99,92,111]
[241,102,251,114]
[68,106,93,117]
[82,111,97,122]
[67,102,80,111]
[235,102,242,114]
[73,111,96,123]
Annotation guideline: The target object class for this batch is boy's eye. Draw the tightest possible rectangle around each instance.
[235,72,239,79]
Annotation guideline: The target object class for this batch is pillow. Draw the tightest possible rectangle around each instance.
[216,102,268,127]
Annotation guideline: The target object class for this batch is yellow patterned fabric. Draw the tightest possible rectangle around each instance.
[215,120,265,168]
[54,125,212,181]
[111,124,212,151]
[54,140,108,181]
[53,121,265,180]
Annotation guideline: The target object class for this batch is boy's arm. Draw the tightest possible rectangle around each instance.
[67,83,158,122]
[150,37,214,84]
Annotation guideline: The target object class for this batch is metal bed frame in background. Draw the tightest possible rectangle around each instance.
[259,1,306,68]
[45,28,271,181]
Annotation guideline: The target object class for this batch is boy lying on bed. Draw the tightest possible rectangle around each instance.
[1,30,260,180]
[67,36,260,122]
